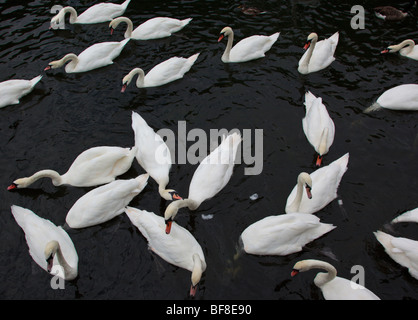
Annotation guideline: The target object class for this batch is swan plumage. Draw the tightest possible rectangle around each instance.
[109,16,192,40]
[66,173,148,228]
[302,91,335,166]
[164,132,242,233]
[218,26,279,63]
[285,153,349,214]
[364,84,418,112]
[0,75,42,109]
[382,39,418,60]
[240,212,336,256]
[291,259,380,300]
[11,205,78,280]
[50,0,131,26]
[374,0,416,21]
[8,146,137,190]
[121,53,199,90]
[374,230,418,280]
[391,207,418,224]
[125,206,206,296]
[131,112,180,200]
[298,32,339,74]
[45,38,130,73]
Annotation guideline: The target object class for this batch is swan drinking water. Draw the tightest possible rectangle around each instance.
[0,75,42,109]
[381,39,418,60]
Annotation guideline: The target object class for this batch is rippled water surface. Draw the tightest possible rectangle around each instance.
[1,0,417,300]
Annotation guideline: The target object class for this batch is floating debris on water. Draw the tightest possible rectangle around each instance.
[249,193,259,201]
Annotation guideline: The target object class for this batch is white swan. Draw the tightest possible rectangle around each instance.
[364,84,418,112]
[218,26,280,63]
[109,16,192,40]
[291,259,381,300]
[121,53,199,90]
[44,38,130,73]
[125,206,206,297]
[66,173,149,228]
[131,111,180,201]
[298,32,339,74]
[382,39,418,61]
[240,212,336,256]
[164,132,242,233]
[0,75,42,109]
[50,0,131,26]
[11,205,78,280]
[391,207,418,224]
[374,231,418,280]
[302,91,335,166]
[8,146,137,190]
[285,153,349,214]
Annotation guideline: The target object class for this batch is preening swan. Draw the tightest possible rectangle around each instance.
[11,205,78,280]
[291,259,380,300]
[240,212,336,256]
[50,0,131,26]
[302,91,335,166]
[44,38,130,73]
[298,32,339,74]
[164,132,242,234]
[218,26,279,63]
[66,173,149,228]
[0,75,42,109]
[364,84,418,112]
[374,1,416,21]
[374,231,418,280]
[391,207,418,224]
[125,206,206,297]
[8,146,137,190]
[381,39,418,60]
[109,16,192,40]
[285,153,349,214]
[121,53,199,90]
[131,111,181,201]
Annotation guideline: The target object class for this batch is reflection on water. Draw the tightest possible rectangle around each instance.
[0,0,417,300]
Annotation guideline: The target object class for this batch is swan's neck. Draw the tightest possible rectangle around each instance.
[53,242,77,280]
[318,127,329,156]
[301,36,318,70]
[222,31,234,62]
[398,39,415,55]
[311,260,337,288]
[287,177,305,213]
[112,17,134,38]
[15,170,63,187]
[164,198,198,220]
[126,68,145,88]
[61,7,78,24]
[54,54,79,70]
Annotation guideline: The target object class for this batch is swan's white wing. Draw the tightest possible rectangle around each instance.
[376,84,418,110]
[321,277,380,300]
[391,207,418,224]
[133,17,191,39]
[76,2,128,23]
[0,76,42,108]
[229,33,279,62]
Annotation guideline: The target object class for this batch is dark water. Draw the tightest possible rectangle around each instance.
[0,0,417,302]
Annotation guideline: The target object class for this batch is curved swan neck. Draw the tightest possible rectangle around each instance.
[164,198,198,220]
[398,39,415,54]
[48,241,77,280]
[287,173,311,212]
[222,29,234,62]
[50,54,79,70]
[294,259,337,288]
[124,68,145,88]
[15,169,63,187]
[190,253,204,296]
[61,7,78,24]
[318,127,329,155]
[300,34,318,70]
[111,17,134,38]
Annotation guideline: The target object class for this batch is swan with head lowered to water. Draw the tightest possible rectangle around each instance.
[164,132,242,234]
[0,75,42,109]
[381,39,418,61]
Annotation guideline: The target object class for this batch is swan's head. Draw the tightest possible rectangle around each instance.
[44,241,60,273]
[190,253,204,297]
[303,33,318,50]
[121,68,143,92]
[7,178,30,190]
[162,189,183,201]
[164,202,180,234]
[218,26,233,42]
[298,172,313,199]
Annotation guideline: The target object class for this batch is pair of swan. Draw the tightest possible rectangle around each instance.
[364,84,418,112]
[164,132,242,234]
[298,32,339,74]
[382,39,418,61]
[50,0,131,26]
[374,207,418,280]
[0,75,42,109]
[125,207,206,297]
[302,91,335,166]
[8,146,137,190]
[291,259,380,300]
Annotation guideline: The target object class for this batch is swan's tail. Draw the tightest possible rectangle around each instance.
[121,0,132,9]
[188,53,200,64]
[364,102,382,113]
[30,75,43,87]
[270,32,280,43]
[181,18,193,26]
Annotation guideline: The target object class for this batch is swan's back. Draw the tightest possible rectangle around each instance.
[0,75,42,108]
[229,33,279,62]
[76,0,131,23]
[133,17,192,40]
[125,207,206,272]
[320,276,380,300]
[391,208,418,224]
[376,84,418,111]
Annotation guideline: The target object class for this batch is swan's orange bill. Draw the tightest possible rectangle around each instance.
[190,285,197,297]
[165,220,172,234]
[291,270,299,277]
[316,155,323,167]
[110,28,114,35]
[172,194,182,200]
[381,49,389,54]
[44,66,51,71]
[121,84,127,93]
[7,184,17,191]
[305,186,312,199]
[218,34,224,42]
[303,42,310,50]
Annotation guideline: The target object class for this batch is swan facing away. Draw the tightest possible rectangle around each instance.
[66,174,148,228]
[125,207,206,297]
[11,205,78,280]
[291,259,380,300]
[8,146,137,190]
[285,153,349,214]
[50,0,131,26]
[164,132,242,234]
[364,84,418,112]
[381,39,418,60]
[302,91,335,166]
[240,212,336,256]
[109,16,192,40]
[391,207,418,224]
[44,38,130,73]
[0,75,42,109]
[131,111,181,201]
[374,231,418,280]
[298,32,339,74]
[218,26,280,63]
[121,53,199,90]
